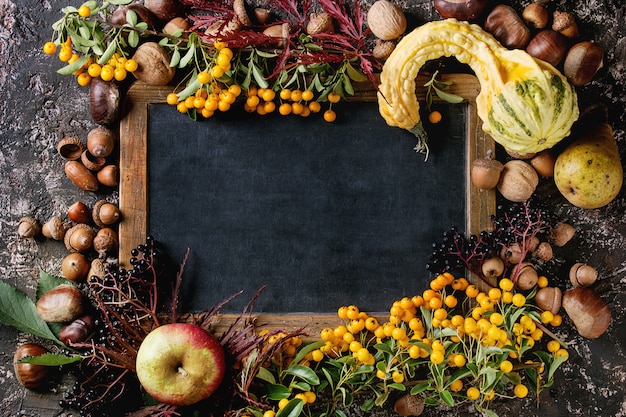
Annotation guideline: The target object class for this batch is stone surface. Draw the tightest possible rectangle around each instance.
[0,0,624,416]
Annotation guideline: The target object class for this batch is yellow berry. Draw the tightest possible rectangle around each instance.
[514,384,529,398]
[467,386,480,400]
[428,110,442,124]
[500,360,513,373]
[43,42,57,55]
[392,370,404,383]
[77,5,91,18]
[76,72,91,86]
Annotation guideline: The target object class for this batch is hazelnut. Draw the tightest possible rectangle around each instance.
[471,152,504,190]
[497,160,539,202]
[36,284,86,323]
[530,150,556,177]
[87,126,116,158]
[57,137,85,161]
[18,216,41,238]
[263,23,290,47]
[93,227,119,258]
[562,287,611,338]
[59,315,96,345]
[515,262,538,290]
[61,252,91,282]
[97,165,119,187]
[563,41,604,87]
[533,242,553,261]
[522,3,549,29]
[41,216,68,241]
[526,30,569,67]
[484,5,531,49]
[550,222,575,247]
[64,223,95,253]
[307,12,334,35]
[367,0,407,41]
[535,286,562,314]
[92,200,121,228]
[64,161,98,192]
[253,8,271,24]
[13,343,50,390]
[552,10,579,38]
[67,201,91,224]
[569,262,598,287]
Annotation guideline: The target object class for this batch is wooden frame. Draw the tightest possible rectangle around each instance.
[118,73,495,336]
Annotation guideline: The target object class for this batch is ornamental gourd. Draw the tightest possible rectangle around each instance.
[378,19,579,155]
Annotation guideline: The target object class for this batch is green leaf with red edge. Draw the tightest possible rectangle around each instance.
[0,280,60,343]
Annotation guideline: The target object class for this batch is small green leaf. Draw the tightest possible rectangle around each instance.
[276,399,304,417]
[135,22,148,31]
[291,341,325,366]
[126,9,138,27]
[179,45,196,68]
[266,383,291,400]
[345,62,367,82]
[439,389,454,406]
[256,49,278,59]
[170,47,181,67]
[176,78,201,101]
[18,352,82,366]
[56,55,89,75]
[0,281,60,343]
[255,366,276,384]
[410,383,430,395]
[97,40,118,65]
[252,64,269,88]
[434,88,464,104]
[388,382,406,391]
[342,76,354,96]
[128,30,139,48]
[283,365,320,385]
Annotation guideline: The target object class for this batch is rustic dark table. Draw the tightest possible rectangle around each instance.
[0,0,624,416]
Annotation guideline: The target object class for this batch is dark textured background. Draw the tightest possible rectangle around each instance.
[0,0,624,416]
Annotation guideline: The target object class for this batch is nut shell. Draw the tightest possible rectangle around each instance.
[307,12,334,35]
[88,258,107,281]
[93,227,119,258]
[497,160,539,202]
[552,10,579,38]
[131,42,176,86]
[87,126,116,158]
[535,286,562,314]
[81,150,106,172]
[367,0,407,41]
[562,287,611,338]
[13,343,50,390]
[65,161,98,192]
[144,0,183,22]
[64,223,95,253]
[18,217,41,238]
[569,262,598,287]
[42,216,68,241]
[57,137,85,160]
[36,284,86,323]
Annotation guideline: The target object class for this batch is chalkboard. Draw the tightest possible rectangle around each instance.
[119,75,496,332]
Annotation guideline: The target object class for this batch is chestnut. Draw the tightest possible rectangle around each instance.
[36,284,86,323]
[109,4,159,29]
[59,315,96,345]
[13,343,50,390]
[89,78,120,126]
[563,41,604,87]
[484,5,531,49]
[67,201,91,224]
[433,0,489,21]
[562,287,611,338]
[526,30,569,67]
[144,0,183,22]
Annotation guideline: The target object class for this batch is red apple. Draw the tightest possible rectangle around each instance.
[135,323,226,406]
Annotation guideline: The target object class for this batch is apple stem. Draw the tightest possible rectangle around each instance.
[178,366,189,378]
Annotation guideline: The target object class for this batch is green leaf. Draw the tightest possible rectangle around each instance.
[256,49,278,59]
[345,62,367,82]
[283,365,320,385]
[361,397,375,412]
[252,64,269,89]
[342,76,354,96]
[170,47,181,67]
[56,55,89,75]
[255,366,276,384]
[126,9,138,27]
[266,383,291,400]
[0,281,60,343]
[97,40,118,65]
[109,0,133,4]
[135,22,148,31]
[387,383,406,391]
[176,79,201,101]
[18,352,82,366]
[439,389,454,406]
[37,270,74,300]
[292,341,325,366]
[128,30,139,48]
[434,87,464,104]
[179,45,196,68]
[410,383,430,395]
[548,354,568,382]
[276,399,304,417]
[483,409,500,417]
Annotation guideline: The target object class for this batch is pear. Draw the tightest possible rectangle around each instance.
[554,123,623,209]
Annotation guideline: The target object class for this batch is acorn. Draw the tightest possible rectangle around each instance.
[535,286,562,314]
[515,262,539,290]
[569,263,598,287]
[61,253,91,282]
[41,216,68,241]
[18,217,41,238]
[533,242,553,261]
[93,227,119,258]
[471,151,504,190]
[92,200,121,228]
[67,201,91,224]
[64,224,95,253]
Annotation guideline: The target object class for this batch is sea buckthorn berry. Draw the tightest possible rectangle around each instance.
[489,312,504,326]
[58,48,73,62]
[100,64,114,81]
[537,275,549,288]
[376,369,387,379]
[197,71,211,84]
[87,63,102,77]
[263,410,276,417]
[219,47,233,60]
[346,305,360,320]
[214,40,226,50]
[467,386,480,400]
[193,97,206,109]
[451,314,464,327]
[176,102,188,113]
[422,289,437,302]
[392,370,404,383]
[290,89,303,102]
[278,398,289,409]
[444,295,458,308]
[291,102,304,115]
[124,58,138,72]
[333,325,347,338]
[488,288,502,301]
[308,101,321,113]
[246,95,260,108]
[453,354,466,367]
[349,341,362,353]
[547,340,561,353]
[365,317,379,331]
[500,360,513,373]
[304,391,316,404]
[166,93,179,105]
[391,327,407,341]
[540,310,554,324]
[499,278,514,292]
[356,347,370,362]
[228,84,242,97]
[302,89,314,101]
[555,348,569,360]
[323,109,336,122]
[550,314,563,327]
[449,379,463,392]
[210,65,224,79]
[114,67,127,81]
[328,92,341,103]
[428,297,443,310]
[201,108,214,118]
[76,72,91,86]
[514,384,528,398]
[465,285,479,298]
[279,89,292,100]
[43,42,57,55]
[433,308,448,321]
[216,53,231,68]
[428,110,442,124]
[78,4,91,17]
[348,319,365,333]
[430,350,444,364]
[512,293,526,307]
[337,306,349,319]
[260,89,276,102]
[501,291,513,304]
[451,278,468,291]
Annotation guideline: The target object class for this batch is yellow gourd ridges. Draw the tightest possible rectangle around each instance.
[378,18,579,155]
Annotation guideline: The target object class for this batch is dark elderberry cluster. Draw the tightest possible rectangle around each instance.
[61,236,173,417]
[427,200,559,276]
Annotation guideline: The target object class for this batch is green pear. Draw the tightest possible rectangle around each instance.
[554,123,623,209]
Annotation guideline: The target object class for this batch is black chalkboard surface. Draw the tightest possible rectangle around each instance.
[119,76,496,325]
[147,102,465,313]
